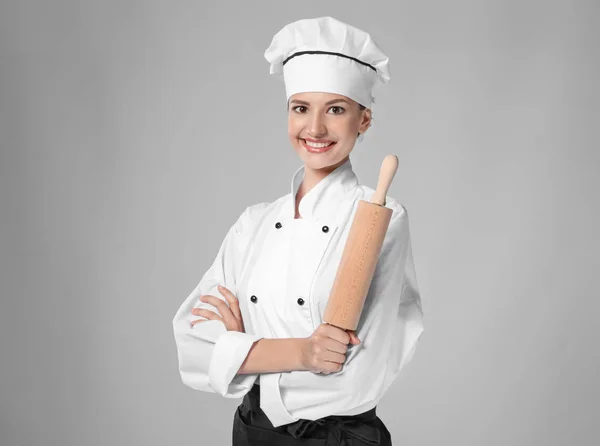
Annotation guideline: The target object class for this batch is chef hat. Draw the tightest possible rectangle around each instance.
[264,16,391,108]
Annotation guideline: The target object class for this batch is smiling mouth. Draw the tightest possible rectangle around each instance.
[301,139,336,153]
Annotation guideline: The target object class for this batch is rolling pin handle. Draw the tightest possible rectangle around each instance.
[371,155,399,206]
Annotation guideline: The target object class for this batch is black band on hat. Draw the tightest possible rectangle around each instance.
[282,50,376,72]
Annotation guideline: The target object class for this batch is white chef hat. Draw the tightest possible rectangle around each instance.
[264,16,391,108]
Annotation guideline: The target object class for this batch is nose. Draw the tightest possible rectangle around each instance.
[307,112,327,137]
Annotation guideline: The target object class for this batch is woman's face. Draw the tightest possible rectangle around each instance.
[287,92,371,171]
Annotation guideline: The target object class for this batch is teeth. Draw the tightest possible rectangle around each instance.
[304,140,333,148]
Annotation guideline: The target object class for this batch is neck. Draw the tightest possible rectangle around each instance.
[299,156,349,196]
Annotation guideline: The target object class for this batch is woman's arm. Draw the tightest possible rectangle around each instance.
[237,324,360,375]
[238,338,307,374]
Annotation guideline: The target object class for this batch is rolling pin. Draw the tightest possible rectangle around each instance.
[322,155,399,331]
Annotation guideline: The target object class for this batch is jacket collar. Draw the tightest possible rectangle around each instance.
[290,157,359,221]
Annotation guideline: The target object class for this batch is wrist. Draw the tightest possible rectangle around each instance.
[295,337,308,371]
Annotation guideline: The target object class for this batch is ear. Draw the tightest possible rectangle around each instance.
[358,108,372,134]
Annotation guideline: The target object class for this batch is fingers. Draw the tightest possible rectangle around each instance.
[319,323,350,345]
[348,330,361,345]
[190,308,222,326]
[198,294,236,328]
[192,285,244,332]
[321,324,361,345]
[218,285,243,321]
[323,337,348,355]
[304,325,361,375]
[322,350,346,365]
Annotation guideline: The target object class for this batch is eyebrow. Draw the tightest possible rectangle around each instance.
[289,98,350,106]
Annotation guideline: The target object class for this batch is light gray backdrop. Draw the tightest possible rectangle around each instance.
[1,1,598,445]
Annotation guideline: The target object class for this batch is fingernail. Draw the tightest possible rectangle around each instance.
[218,285,223,289]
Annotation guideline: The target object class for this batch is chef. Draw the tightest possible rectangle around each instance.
[172,16,425,446]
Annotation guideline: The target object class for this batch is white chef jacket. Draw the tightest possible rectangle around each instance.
[172,157,424,428]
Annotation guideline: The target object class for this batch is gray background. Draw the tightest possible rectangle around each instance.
[1,0,598,445]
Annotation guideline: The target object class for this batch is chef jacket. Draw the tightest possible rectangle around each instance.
[172,157,425,428]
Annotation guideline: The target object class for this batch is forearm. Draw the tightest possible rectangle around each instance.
[237,337,307,374]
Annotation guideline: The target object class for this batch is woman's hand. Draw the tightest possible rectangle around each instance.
[300,323,361,374]
[190,284,245,333]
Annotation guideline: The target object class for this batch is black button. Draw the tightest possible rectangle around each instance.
[297,297,305,306]
[322,225,329,233]
[275,222,282,229]
[250,295,258,303]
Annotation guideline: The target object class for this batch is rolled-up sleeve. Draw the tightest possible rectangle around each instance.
[172,207,263,398]
[280,203,425,419]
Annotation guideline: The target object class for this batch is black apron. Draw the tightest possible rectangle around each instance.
[232,383,392,445]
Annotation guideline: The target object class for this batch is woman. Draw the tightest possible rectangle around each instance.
[172,16,425,445]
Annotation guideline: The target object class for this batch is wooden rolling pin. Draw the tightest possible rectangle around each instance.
[323,155,399,331]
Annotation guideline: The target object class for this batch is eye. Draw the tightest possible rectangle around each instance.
[328,106,345,115]
[292,105,307,113]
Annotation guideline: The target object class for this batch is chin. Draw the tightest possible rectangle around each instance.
[301,153,348,171]
[304,159,333,170]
